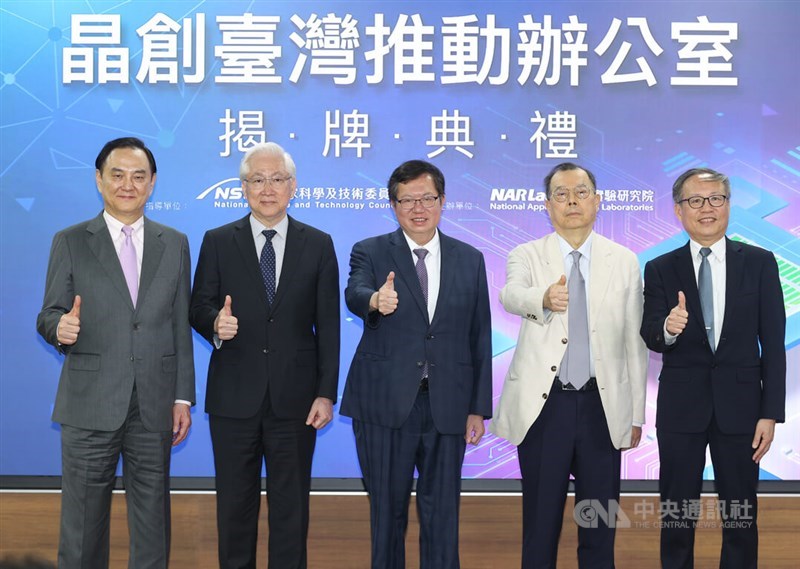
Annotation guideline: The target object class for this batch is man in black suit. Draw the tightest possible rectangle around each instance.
[341,160,493,569]
[189,142,340,569]
[640,167,786,569]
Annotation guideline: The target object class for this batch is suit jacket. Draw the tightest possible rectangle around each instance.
[37,212,196,432]
[491,232,648,448]
[640,238,786,434]
[340,228,492,435]
[190,214,340,419]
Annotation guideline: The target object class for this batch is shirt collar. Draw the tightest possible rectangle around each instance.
[250,213,289,241]
[103,210,144,234]
[555,231,593,262]
[402,229,440,258]
[689,237,726,262]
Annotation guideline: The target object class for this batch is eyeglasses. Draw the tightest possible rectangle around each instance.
[550,185,594,203]
[677,195,728,209]
[245,175,294,191]
[395,195,440,211]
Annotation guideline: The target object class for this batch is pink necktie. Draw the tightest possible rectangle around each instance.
[120,226,138,306]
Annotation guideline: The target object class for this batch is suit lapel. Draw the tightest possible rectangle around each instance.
[389,229,429,322]
[720,237,743,342]
[85,213,134,310]
[272,216,306,312]
[137,218,165,310]
[233,214,270,310]
[431,232,458,328]
[543,233,568,336]
[588,235,614,327]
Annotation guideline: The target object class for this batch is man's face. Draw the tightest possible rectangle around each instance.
[393,174,445,245]
[544,168,600,235]
[674,175,730,246]
[243,152,296,227]
[95,147,155,224]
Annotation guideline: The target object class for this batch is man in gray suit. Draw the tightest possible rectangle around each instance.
[37,137,195,568]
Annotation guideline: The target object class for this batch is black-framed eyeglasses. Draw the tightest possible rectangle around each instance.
[677,195,728,209]
[395,195,440,211]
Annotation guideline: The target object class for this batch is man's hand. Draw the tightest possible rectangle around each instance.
[623,426,642,450]
[751,418,776,463]
[306,397,334,430]
[370,271,399,316]
[543,275,568,312]
[57,295,82,345]
[172,403,191,446]
[464,414,485,445]
[666,291,688,336]
[214,295,238,341]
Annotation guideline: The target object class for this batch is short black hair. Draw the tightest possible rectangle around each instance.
[95,137,157,174]
[387,160,445,202]
[543,162,597,199]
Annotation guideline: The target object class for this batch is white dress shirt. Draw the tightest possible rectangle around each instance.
[250,213,289,287]
[664,237,727,349]
[402,229,441,321]
[554,232,596,378]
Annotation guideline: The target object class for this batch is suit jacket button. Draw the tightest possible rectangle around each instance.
[263,349,269,354]
[426,334,434,340]
[268,317,274,323]
[561,338,568,344]
[542,393,548,400]
[417,361,424,368]
[133,324,139,330]
[533,315,538,320]
[550,365,557,372]
[130,356,134,361]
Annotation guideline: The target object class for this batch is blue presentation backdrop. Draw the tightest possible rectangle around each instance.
[1,1,798,481]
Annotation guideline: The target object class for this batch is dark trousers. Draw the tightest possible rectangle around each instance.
[517,383,621,569]
[353,391,466,569]
[658,416,759,569]
[59,388,172,569]
[210,397,316,569]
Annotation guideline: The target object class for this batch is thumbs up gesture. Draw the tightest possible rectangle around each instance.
[543,275,569,312]
[666,291,689,336]
[372,271,399,316]
[57,295,82,345]
[214,295,239,340]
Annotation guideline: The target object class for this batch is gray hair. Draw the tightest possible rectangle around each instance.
[239,142,296,181]
[672,167,730,203]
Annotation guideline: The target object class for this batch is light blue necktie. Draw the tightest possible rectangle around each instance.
[559,251,591,389]
[698,247,714,352]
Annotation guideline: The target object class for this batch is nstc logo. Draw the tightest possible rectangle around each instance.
[195,178,249,208]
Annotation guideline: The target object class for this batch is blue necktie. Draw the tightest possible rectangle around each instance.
[260,229,277,304]
[698,247,714,351]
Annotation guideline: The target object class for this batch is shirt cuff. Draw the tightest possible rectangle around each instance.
[663,318,677,345]
[174,399,192,407]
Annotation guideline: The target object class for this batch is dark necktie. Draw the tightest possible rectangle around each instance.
[414,248,429,379]
[559,250,591,389]
[260,229,277,304]
[698,247,714,351]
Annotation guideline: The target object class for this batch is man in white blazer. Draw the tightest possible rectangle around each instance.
[491,162,648,568]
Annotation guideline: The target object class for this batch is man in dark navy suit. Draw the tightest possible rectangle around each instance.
[341,160,492,569]
[190,142,339,569]
[641,167,786,569]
